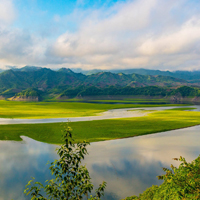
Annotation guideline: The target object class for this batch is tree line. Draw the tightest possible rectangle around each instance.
[60,85,200,98]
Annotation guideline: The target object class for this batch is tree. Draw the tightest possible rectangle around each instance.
[123,155,200,200]
[24,124,106,200]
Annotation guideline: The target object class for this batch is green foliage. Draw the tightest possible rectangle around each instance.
[124,156,200,200]
[24,125,106,200]
[16,88,40,97]
[59,85,200,98]
[124,185,159,200]
[66,86,168,97]
[170,86,199,97]
[60,86,86,97]
[0,88,21,97]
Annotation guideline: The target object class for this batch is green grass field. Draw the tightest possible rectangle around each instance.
[1,110,200,144]
[45,98,170,103]
[0,100,188,119]
[88,99,170,103]
[169,107,196,111]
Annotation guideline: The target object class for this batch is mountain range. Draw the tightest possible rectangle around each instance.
[0,66,200,100]
[0,67,191,90]
[3,66,200,80]
[71,68,200,81]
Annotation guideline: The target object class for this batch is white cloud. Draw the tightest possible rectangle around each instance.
[0,0,200,71]
[52,0,157,58]
[138,17,200,56]
[48,0,200,70]
[0,27,48,68]
[0,0,16,25]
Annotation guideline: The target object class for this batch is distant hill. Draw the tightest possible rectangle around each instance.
[2,66,200,81]
[113,69,200,81]
[0,68,85,90]
[71,68,200,81]
[0,66,199,101]
[0,67,188,91]
[17,66,43,72]
[82,72,187,87]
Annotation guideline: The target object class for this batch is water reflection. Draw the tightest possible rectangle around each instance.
[0,125,200,199]
[0,138,57,200]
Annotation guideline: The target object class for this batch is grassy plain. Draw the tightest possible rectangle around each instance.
[0,100,188,119]
[88,99,170,103]
[54,99,171,104]
[169,107,196,111]
[0,110,200,144]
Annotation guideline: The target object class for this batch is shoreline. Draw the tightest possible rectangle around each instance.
[0,107,200,144]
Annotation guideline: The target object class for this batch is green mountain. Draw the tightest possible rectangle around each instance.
[17,66,43,72]
[83,72,133,87]
[0,67,199,100]
[0,68,188,90]
[72,68,200,81]
[0,68,85,90]
[82,72,187,87]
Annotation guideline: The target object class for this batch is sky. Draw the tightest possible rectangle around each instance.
[0,0,200,71]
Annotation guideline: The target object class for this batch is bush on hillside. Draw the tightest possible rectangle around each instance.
[123,155,200,200]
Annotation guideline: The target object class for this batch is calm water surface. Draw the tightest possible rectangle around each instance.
[0,106,200,199]
[1,125,200,200]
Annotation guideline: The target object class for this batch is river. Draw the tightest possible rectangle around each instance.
[0,105,198,124]
[0,106,200,199]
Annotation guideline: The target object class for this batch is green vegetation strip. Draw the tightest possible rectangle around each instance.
[1,110,200,144]
[87,99,170,103]
[0,100,188,119]
[169,107,196,111]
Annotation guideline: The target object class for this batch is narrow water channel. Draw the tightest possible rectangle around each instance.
[0,105,198,124]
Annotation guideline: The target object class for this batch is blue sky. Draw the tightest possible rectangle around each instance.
[13,0,126,36]
[0,0,200,71]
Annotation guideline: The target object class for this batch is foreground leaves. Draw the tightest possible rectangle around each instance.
[24,124,106,200]
[124,155,200,200]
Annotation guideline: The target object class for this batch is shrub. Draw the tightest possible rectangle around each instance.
[123,156,200,200]
[24,125,106,200]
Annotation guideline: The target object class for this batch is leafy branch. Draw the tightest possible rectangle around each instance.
[24,124,106,200]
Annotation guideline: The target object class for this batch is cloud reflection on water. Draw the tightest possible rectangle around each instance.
[0,137,58,200]
[0,125,200,199]
[84,125,200,198]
